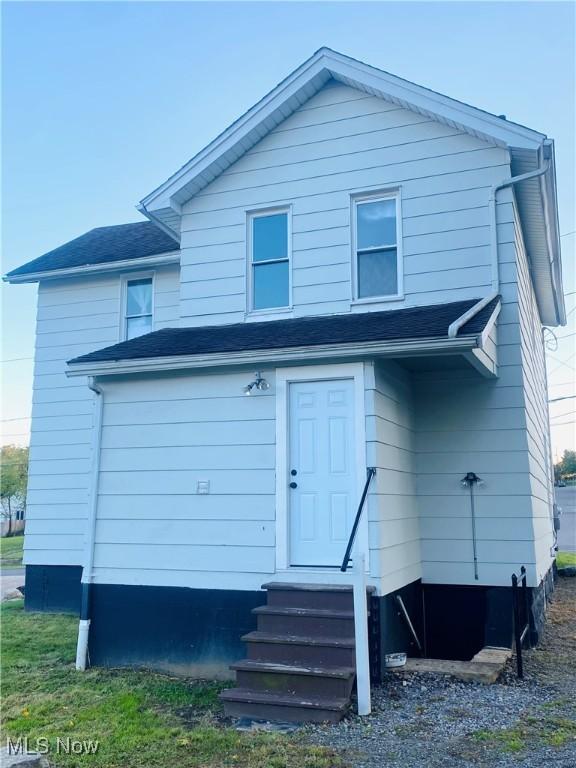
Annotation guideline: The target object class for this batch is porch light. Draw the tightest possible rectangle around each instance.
[461,471,483,488]
[243,372,270,396]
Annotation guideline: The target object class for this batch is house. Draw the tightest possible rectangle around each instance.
[5,48,565,721]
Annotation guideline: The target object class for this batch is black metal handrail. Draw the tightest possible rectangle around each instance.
[511,565,532,678]
[340,467,376,572]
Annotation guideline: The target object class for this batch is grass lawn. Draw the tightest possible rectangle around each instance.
[556,551,576,568]
[0,601,343,768]
[0,534,24,567]
[473,702,576,753]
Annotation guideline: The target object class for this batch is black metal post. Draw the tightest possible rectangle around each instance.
[512,571,523,679]
[520,566,532,648]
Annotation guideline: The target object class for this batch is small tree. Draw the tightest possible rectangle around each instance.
[0,445,29,535]
[555,449,576,483]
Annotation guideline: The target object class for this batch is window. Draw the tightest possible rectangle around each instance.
[354,194,400,299]
[249,210,290,311]
[124,277,153,339]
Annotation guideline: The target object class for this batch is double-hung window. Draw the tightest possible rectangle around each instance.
[124,276,153,339]
[249,210,290,311]
[354,194,400,299]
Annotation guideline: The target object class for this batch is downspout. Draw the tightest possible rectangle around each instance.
[448,155,550,339]
[75,377,104,671]
[541,327,559,551]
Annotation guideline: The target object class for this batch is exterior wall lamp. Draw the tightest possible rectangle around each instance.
[243,372,270,396]
[461,472,483,581]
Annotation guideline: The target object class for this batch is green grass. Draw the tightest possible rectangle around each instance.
[0,534,24,567]
[557,551,576,568]
[1,601,343,768]
[472,706,576,754]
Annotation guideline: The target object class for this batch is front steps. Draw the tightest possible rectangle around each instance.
[220,582,366,723]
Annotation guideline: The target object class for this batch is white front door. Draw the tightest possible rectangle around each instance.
[288,378,357,566]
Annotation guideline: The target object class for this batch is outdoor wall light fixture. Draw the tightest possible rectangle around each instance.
[461,472,483,580]
[461,471,483,488]
[243,372,270,396]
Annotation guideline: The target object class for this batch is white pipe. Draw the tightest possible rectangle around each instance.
[75,377,104,671]
[353,551,371,716]
[75,620,91,670]
[448,157,550,339]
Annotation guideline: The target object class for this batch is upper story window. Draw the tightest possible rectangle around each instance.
[353,193,401,300]
[124,276,153,339]
[249,210,290,311]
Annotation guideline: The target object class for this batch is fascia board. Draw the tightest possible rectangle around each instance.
[3,252,180,284]
[66,335,479,378]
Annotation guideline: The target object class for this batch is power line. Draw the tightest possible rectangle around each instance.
[550,420,576,427]
[0,357,34,364]
[549,395,576,403]
[0,417,31,423]
[548,353,576,375]
[550,409,576,420]
[561,230,576,238]
[548,380,576,388]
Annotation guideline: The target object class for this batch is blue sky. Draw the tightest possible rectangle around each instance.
[2,1,575,456]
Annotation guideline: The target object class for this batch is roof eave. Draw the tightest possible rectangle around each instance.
[66,334,482,378]
[3,251,181,284]
[541,140,566,326]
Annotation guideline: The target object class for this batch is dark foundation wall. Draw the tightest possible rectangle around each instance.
[377,579,425,658]
[88,584,263,678]
[24,566,554,677]
[25,565,82,614]
[375,567,555,673]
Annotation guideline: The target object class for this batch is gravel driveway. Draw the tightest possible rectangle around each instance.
[304,576,576,767]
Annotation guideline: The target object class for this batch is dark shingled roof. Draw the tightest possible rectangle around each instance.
[69,297,499,366]
[6,222,178,278]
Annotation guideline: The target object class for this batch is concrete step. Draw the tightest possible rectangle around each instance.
[392,655,506,684]
[220,687,350,724]
[231,659,355,698]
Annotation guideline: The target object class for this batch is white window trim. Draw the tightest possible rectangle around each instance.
[274,362,369,574]
[246,206,293,317]
[351,190,403,304]
[119,271,155,342]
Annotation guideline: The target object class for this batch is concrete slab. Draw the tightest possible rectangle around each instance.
[388,645,511,684]
[0,747,48,767]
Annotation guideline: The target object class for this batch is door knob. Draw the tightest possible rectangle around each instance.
[289,481,298,489]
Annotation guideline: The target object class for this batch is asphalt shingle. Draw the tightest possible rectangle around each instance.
[69,297,500,366]
[6,222,178,278]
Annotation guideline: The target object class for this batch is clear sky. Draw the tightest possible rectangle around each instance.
[1,1,575,458]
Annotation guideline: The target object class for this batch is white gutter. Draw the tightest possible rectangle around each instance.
[75,377,104,671]
[4,252,180,284]
[448,156,551,338]
[66,335,482,379]
[136,201,182,242]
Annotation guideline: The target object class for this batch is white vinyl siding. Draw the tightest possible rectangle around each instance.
[178,81,510,326]
[365,360,420,594]
[92,371,278,590]
[24,265,180,567]
[412,189,551,588]
[512,205,555,583]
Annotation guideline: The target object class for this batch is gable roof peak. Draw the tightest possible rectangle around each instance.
[139,46,547,227]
